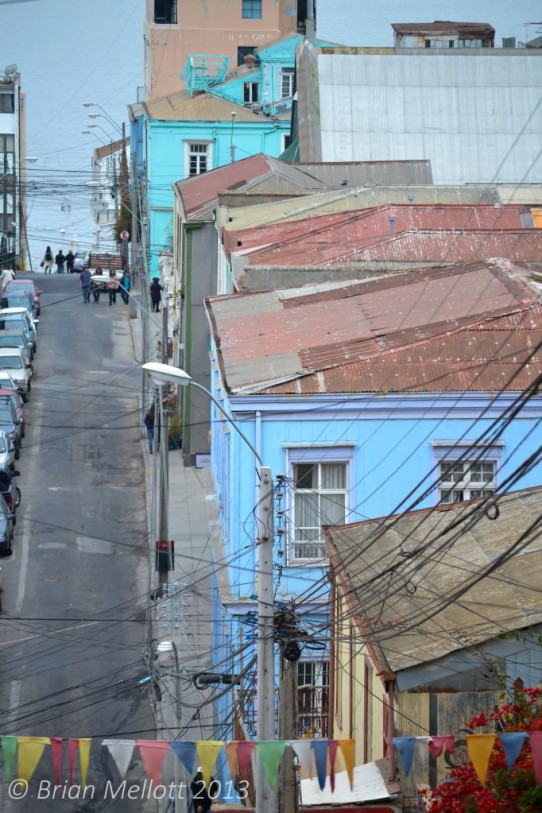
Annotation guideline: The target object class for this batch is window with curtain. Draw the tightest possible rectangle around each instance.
[291,461,347,561]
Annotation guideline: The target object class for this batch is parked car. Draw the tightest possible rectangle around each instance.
[0,309,37,353]
[0,333,34,369]
[0,430,15,472]
[0,292,38,321]
[0,468,20,521]
[0,389,24,439]
[0,493,15,556]
[4,279,42,317]
[72,251,89,273]
[0,348,32,401]
[0,400,21,458]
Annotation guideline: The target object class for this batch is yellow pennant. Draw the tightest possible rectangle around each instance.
[467,734,496,786]
[17,737,49,783]
[79,738,92,786]
[196,740,223,786]
[338,739,355,789]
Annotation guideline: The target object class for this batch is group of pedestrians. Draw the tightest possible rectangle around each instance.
[79,267,131,305]
[41,247,75,274]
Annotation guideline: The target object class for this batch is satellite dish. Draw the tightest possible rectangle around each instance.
[4,64,17,76]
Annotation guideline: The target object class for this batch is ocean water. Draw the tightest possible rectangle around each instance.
[1,0,144,268]
[1,0,539,268]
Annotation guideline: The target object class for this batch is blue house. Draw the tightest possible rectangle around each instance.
[201,260,542,752]
[129,92,291,276]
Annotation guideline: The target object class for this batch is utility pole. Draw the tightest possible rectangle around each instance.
[278,604,299,813]
[157,306,171,585]
[256,466,276,813]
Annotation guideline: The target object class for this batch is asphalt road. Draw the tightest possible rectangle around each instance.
[0,274,157,812]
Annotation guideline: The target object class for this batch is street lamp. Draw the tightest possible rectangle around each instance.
[141,362,276,813]
[87,123,116,141]
[83,102,123,136]
[82,130,106,144]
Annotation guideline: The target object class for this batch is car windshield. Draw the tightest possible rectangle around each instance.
[0,337,24,347]
[0,358,22,369]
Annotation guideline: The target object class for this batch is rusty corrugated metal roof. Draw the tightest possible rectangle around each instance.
[343,230,542,265]
[205,260,542,395]
[230,205,528,267]
[176,154,324,218]
[391,21,495,36]
[221,185,502,234]
[325,486,542,675]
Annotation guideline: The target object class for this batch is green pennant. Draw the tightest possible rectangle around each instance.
[256,741,288,790]
[1,736,17,782]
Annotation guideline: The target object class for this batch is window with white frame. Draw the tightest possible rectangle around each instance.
[290,455,349,562]
[281,68,295,99]
[433,442,502,505]
[243,82,259,104]
[185,142,211,177]
[242,0,262,19]
[297,660,329,737]
[439,460,496,504]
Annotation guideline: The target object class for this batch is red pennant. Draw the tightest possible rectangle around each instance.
[136,741,170,787]
[529,732,542,784]
[429,735,455,759]
[68,739,79,785]
[237,741,255,779]
[328,740,338,793]
[50,738,63,785]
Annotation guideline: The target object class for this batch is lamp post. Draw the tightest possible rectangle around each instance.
[83,102,123,136]
[141,362,276,813]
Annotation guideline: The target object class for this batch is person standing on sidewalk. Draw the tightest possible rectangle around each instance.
[119,269,131,304]
[107,269,119,306]
[190,769,218,813]
[144,404,155,453]
[80,268,92,303]
[150,277,163,312]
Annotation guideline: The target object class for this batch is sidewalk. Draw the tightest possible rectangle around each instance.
[129,300,223,806]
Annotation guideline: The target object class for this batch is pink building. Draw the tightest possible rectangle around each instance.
[144,0,314,99]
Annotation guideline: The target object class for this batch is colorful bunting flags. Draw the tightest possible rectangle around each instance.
[0,731,541,794]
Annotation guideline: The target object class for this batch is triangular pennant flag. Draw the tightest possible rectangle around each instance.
[529,732,542,785]
[225,741,239,781]
[256,741,288,791]
[291,740,313,777]
[170,740,196,774]
[137,741,170,787]
[499,732,527,771]
[311,740,329,791]
[328,740,338,793]
[196,741,223,787]
[428,735,455,759]
[392,737,417,777]
[237,741,256,779]
[2,736,17,782]
[103,739,135,780]
[338,739,355,789]
[68,739,78,785]
[50,738,63,785]
[79,739,92,787]
[467,734,496,786]
[17,737,49,783]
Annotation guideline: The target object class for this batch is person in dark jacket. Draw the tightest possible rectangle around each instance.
[150,277,163,312]
[190,769,219,812]
[42,246,53,273]
[55,250,66,274]
[65,250,75,274]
